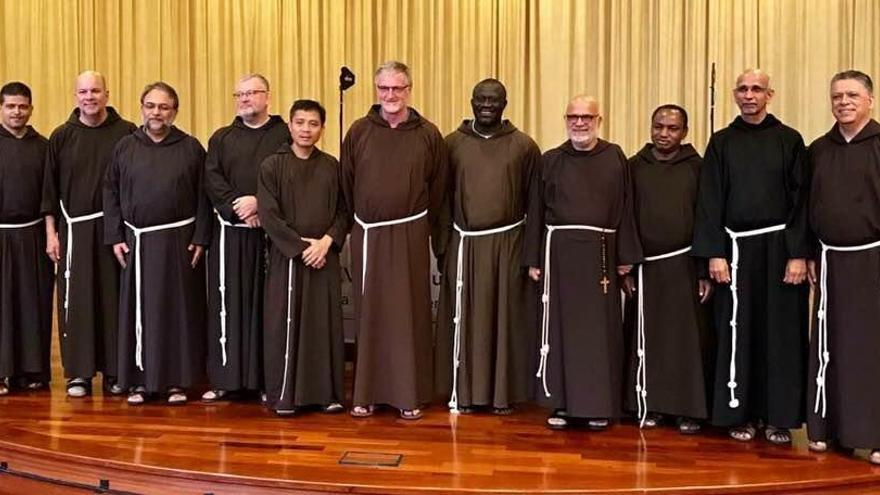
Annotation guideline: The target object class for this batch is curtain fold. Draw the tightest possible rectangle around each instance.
[1,0,877,155]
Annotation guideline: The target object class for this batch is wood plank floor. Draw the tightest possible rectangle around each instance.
[1,330,879,494]
[2,379,880,494]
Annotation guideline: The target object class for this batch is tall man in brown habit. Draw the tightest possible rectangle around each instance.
[524,95,642,430]
[806,70,880,464]
[104,82,212,406]
[622,105,713,434]
[693,69,809,445]
[0,82,53,395]
[435,78,541,415]
[340,61,447,420]
[202,74,289,402]
[42,71,136,398]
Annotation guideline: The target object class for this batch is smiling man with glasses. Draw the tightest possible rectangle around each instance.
[341,60,448,421]
[524,95,642,431]
[201,73,290,405]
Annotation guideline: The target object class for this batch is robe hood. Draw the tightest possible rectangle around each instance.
[635,143,700,165]
[365,104,427,130]
[455,119,517,139]
[132,125,189,146]
[558,138,612,157]
[825,119,880,145]
[0,125,40,140]
[65,106,126,129]
[231,114,286,131]
[729,113,781,131]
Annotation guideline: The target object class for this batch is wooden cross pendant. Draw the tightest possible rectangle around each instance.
[600,275,610,294]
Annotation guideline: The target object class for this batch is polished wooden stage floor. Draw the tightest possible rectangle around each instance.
[2,375,880,495]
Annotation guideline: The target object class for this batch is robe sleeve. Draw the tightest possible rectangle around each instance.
[522,152,546,268]
[203,129,240,222]
[427,128,450,258]
[191,142,213,246]
[783,133,810,258]
[325,157,351,250]
[615,149,643,265]
[433,134,457,264]
[339,128,356,224]
[692,136,727,258]
[102,140,126,245]
[41,132,62,217]
[257,157,308,259]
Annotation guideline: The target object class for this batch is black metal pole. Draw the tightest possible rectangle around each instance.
[710,62,717,136]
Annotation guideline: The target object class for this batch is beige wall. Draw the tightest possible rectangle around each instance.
[1,0,878,155]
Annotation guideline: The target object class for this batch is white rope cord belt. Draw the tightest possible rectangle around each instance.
[124,216,196,371]
[635,245,692,427]
[814,238,880,418]
[279,257,295,401]
[354,209,428,295]
[723,223,786,409]
[537,224,616,398]
[215,210,252,367]
[448,218,526,413]
[0,218,42,229]
[60,200,104,323]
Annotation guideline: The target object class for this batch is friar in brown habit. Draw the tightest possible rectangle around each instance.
[622,104,714,434]
[0,82,53,395]
[340,61,448,420]
[202,74,290,403]
[42,71,136,398]
[258,99,348,416]
[435,78,541,415]
[104,82,212,406]
[806,70,880,465]
[523,95,643,430]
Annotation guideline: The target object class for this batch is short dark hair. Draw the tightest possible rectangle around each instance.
[651,104,689,129]
[1,81,32,105]
[140,81,179,109]
[831,70,874,95]
[289,99,326,124]
[473,78,507,101]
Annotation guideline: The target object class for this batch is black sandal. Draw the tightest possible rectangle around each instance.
[764,426,791,445]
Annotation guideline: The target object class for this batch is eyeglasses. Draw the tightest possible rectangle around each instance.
[142,102,175,112]
[233,89,268,99]
[565,114,598,124]
[734,85,768,94]
[377,85,410,95]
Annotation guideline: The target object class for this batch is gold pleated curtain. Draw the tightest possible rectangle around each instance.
[1,0,878,156]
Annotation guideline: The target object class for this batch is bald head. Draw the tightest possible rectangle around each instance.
[566,95,600,116]
[76,71,107,91]
[735,69,771,91]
